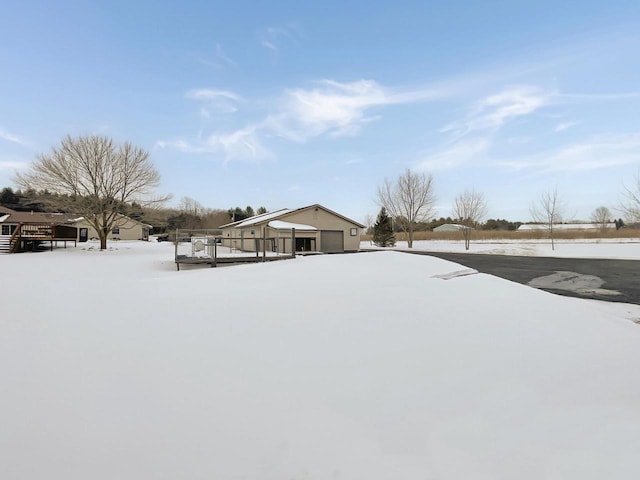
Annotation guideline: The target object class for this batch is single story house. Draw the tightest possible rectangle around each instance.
[71,214,152,242]
[219,204,365,254]
[1,206,151,253]
[0,206,78,253]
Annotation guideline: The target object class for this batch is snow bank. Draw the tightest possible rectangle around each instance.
[2,242,640,479]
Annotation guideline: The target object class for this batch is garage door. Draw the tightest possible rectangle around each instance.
[320,230,344,253]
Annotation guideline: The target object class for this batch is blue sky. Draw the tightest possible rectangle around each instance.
[1,1,639,222]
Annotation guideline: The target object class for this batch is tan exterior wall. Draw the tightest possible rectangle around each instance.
[75,217,150,241]
[282,208,362,251]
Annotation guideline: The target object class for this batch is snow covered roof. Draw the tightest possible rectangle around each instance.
[219,209,292,228]
[268,220,317,231]
[219,204,365,229]
[434,223,468,231]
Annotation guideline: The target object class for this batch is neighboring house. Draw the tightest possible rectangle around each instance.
[71,214,152,242]
[219,204,365,253]
[0,206,78,253]
[433,223,469,232]
[0,206,152,253]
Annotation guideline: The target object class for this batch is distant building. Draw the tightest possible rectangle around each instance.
[517,223,614,231]
[433,223,469,232]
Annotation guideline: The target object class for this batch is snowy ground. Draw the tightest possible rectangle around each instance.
[2,241,640,479]
[362,238,640,259]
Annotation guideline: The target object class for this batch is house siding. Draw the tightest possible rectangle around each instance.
[74,216,151,241]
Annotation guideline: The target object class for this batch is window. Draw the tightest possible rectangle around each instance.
[112,228,120,234]
[2,225,16,235]
[350,228,358,236]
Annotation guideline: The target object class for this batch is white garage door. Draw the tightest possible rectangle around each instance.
[320,230,344,253]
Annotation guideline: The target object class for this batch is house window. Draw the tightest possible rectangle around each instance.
[2,225,11,235]
[112,228,120,234]
[350,228,358,236]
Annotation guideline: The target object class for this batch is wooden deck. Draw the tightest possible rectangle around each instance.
[175,254,295,270]
[5,223,77,253]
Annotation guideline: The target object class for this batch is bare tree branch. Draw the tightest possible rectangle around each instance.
[452,189,487,250]
[529,188,567,251]
[590,206,612,232]
[15,135,167,249]
[621,172,640,223]
[377,169,435,248]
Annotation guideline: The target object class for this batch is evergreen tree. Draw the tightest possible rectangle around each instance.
[373,207,396,247]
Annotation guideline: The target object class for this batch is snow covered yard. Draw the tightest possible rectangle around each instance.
[2,241,640,479]
[364,238,640,259]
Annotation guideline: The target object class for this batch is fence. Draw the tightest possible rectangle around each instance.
[173,228,296,270]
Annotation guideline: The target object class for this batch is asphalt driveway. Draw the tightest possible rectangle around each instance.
[389,250,640,305]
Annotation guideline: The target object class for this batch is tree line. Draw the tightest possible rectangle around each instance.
[372,169,640,251]
[0,186,270,234]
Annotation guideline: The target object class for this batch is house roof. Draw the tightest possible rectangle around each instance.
[0,210,76,225]
[0,207,151,228]
[219,208,292,229]
[219,204,365,229]
[268,220,317,231]
[0,205,17,215]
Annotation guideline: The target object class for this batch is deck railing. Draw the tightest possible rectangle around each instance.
[7,223,78,253]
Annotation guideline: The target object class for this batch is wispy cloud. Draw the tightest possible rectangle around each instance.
[215,43,236,66]
[258,24,302,54]
[274,79,445,140]
[0,159,29,171]
[0,128,28,146]
[494,132,640,173]
[345,158,364,165]
[557,92,640,102]
[279,80,387,138]
[185,88,243,115]
[193,43,237,70]
[440,86,551,139]
[417,137,492,171]
[418,86,550,171]
[157,123,271,164]
[160,79,445,162]
[555,121,578,132]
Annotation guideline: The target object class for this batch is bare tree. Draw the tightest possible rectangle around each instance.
[16,135,167,249]
[621,172,640,223]
[529,188,567,251]
[363,213,375,235]
[452,189,487,250]
[590,206,612,233]
[377,169,436,248]
[178,196,206,229]
[179,196,205,217]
